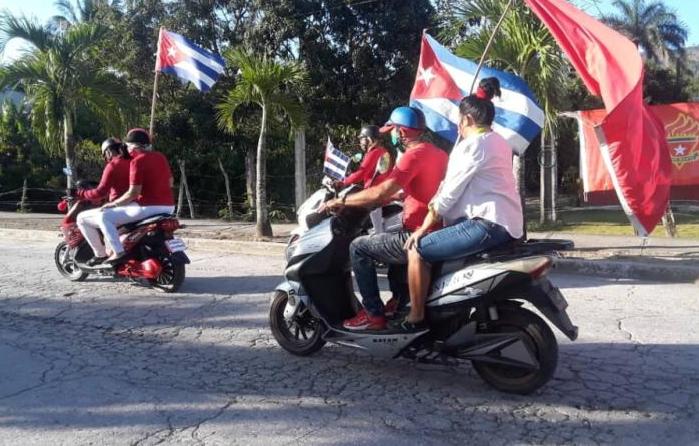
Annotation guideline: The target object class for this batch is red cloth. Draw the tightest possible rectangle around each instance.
[341,146,391,188]
[77,157,130,202]
[525,0,672,235]
[387,142,448,232]
[129,150,175,206]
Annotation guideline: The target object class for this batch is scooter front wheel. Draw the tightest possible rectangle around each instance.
[54,241,88,282]
[269,290,325,356]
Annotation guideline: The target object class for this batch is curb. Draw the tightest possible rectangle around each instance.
[553,257,699,284]
[2,228,696,283]
[0,228,287,257]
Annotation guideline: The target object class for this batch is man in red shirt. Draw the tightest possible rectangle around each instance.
[76,138,131,266]
[97,128,175,264]
[336,125,393,189]
[323,106,448,330]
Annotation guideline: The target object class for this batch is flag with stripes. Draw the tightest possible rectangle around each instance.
[323,137,350,180]
[156,28,225,92]
[410,33,544,154]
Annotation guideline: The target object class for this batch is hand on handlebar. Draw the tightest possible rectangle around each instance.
[319,197,344,215]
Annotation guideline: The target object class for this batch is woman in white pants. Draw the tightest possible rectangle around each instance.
[76,138,131,266]
[98,128,176,264]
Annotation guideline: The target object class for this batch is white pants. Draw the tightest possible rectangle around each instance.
[77,203,175,256]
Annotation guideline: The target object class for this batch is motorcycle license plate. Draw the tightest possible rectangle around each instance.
[165,238,187,253]
[547,286,568,311]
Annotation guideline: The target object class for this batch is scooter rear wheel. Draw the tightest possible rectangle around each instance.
[269,291,325,356]
[148,255,185,293]
[472,306,558,395]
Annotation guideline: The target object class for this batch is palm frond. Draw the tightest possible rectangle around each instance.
[216,85,257,133]
[0,11,54,54]
[54,0,79,24]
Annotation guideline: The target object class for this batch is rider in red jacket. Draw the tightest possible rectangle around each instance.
[76,138,131,265]
[337,125,393,189]
[76,138,131,203]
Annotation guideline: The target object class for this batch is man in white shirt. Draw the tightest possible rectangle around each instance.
[397,77,523,331]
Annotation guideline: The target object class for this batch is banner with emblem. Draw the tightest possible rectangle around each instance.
[577,103,699,203]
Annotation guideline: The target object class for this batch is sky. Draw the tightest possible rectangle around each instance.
[0,0,698,64]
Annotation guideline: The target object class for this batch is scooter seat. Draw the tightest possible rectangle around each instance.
[119,213,175,231]
[430,238,575,276]
[430,240,523,277]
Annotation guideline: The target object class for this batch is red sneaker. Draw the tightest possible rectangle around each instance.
[343,309,386,331]
[384,297,399,317]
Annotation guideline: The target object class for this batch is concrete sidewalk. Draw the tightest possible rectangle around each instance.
[1,211,697,283]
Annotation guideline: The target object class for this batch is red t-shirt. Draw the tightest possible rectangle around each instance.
[341,145,392,188]
[129,150,175,206]
[387,142,448,232]
[78,157,130,202]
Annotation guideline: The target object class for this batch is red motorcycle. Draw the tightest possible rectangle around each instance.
[54,193,189,293]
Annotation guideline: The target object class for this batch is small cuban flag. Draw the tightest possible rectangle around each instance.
[323,137,350,180]
[410,33,544,155]
[156,28,225,92]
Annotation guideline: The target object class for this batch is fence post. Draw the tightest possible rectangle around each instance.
[19,179,28,213]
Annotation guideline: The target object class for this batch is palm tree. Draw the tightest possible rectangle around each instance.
[216,48,307,238]
[439,0,569,229]
[601,0,687,64]
[0,13,131,189]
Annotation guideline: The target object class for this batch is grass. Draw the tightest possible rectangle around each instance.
[526,208,699,239]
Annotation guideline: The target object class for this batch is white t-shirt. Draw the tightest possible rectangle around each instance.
[431,131,523,239]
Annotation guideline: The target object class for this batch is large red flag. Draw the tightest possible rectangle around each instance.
[524,0,672,236]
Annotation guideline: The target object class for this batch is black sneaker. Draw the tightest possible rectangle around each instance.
[86,256,108,267]
[106,251,127,265]
[388,317,427,332]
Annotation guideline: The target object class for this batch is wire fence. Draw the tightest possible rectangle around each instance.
[1,183,696,225]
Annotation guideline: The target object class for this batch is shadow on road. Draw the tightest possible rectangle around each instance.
[0,295,697,444]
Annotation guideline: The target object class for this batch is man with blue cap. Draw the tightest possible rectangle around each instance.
[323,106,448,331]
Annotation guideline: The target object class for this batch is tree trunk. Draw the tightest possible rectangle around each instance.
[64,113,76,190]
[539,128,557,225]
[294,127,307,210]
[539,131,547,225]
[245,147,256,211]
[218,157,234,220]
[255,102,273,238]
[513,153,527,239]
[550,128,558,224]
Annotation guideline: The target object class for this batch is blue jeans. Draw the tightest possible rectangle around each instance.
[350,231,410,317]
[417,218,513,263]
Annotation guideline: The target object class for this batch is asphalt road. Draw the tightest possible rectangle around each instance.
[0,239,697,445]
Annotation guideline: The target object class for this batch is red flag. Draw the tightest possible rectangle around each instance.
[524,0,672,236]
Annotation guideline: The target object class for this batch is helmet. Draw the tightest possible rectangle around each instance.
[101,137,123,155]
[379,106,426,133]
[358,125,380,140]
[125,128,151,146]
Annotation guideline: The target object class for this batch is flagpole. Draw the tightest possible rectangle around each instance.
[149,27,164,140]
[469,0,515,94]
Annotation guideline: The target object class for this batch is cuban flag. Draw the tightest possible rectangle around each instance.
[156,28,225,92]
[323,137,350,180]
[410,34,544,154]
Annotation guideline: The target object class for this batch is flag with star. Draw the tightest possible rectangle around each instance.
[410,33,544,154]
[156,28,225,92]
